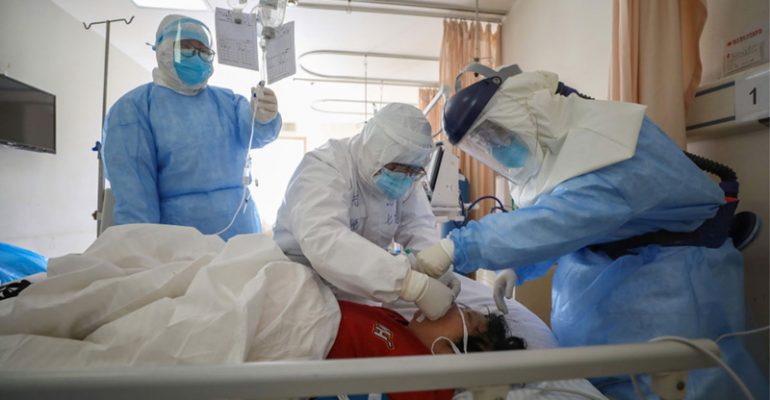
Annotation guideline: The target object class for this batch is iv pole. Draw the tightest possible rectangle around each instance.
[83,16,134,236]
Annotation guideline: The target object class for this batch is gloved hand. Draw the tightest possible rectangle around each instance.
[400,269,454,321]
[493,269,517,314]
[437,270,461,298]
[414,238,454,278]
[405,251,417,268]
[250,85,278,123]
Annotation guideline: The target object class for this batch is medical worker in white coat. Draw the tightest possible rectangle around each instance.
[273,103,457,321]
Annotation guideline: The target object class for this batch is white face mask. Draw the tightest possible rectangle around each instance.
[430,303,469,355]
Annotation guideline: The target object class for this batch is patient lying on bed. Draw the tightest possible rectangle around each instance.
[0,225,605,400]
[328,300,526,400]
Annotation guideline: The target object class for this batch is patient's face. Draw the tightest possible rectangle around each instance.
[408,305,488,353]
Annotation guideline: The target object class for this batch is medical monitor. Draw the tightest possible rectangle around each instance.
[0,75,56,154]
[425,142,461,211]
[426,144,445,198]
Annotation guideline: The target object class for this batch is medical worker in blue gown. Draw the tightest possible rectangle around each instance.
[102,15,281,240]
[414,67,767,399]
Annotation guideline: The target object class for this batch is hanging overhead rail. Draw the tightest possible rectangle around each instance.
[299,50,433,117]
[310,99,419,115]
[297,50,439,88]
[294,0,507,23]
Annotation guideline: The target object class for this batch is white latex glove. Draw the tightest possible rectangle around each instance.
[414,239,454,278]
[406,251,417,268]
[400,270,454,321]
[493,269,517,314]
[250,85,278,123]
[438,270,461,298]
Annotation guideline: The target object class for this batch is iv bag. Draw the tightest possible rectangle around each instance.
[258,0,286,29]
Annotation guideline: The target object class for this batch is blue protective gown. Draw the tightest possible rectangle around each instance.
[449,118,767,399]
[102,83,281,240]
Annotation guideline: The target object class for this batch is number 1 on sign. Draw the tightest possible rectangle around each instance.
[735,70,769,121]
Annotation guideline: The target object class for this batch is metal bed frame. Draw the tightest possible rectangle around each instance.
[0,339,719,400]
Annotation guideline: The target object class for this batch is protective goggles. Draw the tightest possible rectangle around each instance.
[374,163,426,180]
[177,39,216,62]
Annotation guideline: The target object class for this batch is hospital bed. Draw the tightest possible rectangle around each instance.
[0,225,724,400]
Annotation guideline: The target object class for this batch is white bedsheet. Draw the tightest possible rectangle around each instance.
[0,224,340,368]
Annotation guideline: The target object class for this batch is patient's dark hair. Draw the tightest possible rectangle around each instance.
[460,313,527,352]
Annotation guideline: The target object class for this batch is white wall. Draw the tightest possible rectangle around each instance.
[501,0,613,99]
[687,0,769,376]
[699,0,769,82]
[501,0,769,374]
[0,0,149,257]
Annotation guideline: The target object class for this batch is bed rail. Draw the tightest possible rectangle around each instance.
[0,339,720,399]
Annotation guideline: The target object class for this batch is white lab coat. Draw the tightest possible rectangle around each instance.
[273,104,438,304]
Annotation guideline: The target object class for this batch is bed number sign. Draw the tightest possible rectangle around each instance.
[735,69,769,122]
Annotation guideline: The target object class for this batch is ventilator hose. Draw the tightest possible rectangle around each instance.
[684,151,737,182]
[461,195,507,227]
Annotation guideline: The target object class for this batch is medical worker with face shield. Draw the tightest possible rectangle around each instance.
[102,15,281,240]
[414,68,767,399]
[273,103,458,321]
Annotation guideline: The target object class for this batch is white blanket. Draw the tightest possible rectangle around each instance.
[0,224,340,368]
[0,224,605,399]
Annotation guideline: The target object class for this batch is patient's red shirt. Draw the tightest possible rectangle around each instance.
[326,301,453,400]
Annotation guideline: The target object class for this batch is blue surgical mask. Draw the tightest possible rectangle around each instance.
[174,57,213,86]
[374,169,414,200]
[491,139,529,168]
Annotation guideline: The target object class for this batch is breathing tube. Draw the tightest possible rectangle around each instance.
[555,83,746,257]
[591,151,742,258]
[684,151,738,198]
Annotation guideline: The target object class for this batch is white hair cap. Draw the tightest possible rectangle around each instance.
[356,103,434,187]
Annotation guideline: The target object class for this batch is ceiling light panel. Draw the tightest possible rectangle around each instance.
[131,0,210,11]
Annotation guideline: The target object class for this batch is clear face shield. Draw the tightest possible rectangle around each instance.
[457,119,540,185]
[154,17,215,87]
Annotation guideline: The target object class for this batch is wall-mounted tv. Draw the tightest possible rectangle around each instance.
[0,75,56,154]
